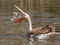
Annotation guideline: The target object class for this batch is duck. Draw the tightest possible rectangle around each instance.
[11,5,59,40]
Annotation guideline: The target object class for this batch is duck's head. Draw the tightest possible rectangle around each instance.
[11,5,30,23]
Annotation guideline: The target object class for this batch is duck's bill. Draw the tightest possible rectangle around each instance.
[14,17,24,23]
[12,16,28,23]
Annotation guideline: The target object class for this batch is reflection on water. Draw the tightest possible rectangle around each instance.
[0,12,60,45]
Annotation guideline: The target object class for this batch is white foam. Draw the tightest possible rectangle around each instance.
[37,34,49,39]
[36,32,59,40]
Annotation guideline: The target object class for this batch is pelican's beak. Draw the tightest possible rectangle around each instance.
[14,16,28,23]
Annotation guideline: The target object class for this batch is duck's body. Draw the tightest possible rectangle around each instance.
[11,5,59,40]
[28,24,55,36]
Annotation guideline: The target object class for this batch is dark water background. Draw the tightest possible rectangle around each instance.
[0,11,60,45]
[0,0,60,45]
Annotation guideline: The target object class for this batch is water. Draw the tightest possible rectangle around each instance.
[0,12,60,45]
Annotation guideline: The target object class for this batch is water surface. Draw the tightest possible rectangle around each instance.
[0,12,60,45]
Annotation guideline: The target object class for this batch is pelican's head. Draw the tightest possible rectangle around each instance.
[11,13,30,23]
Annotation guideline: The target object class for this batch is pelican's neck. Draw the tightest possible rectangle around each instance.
[28,18,32,31]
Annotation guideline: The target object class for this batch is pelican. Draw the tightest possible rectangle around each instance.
[11,5,59,40]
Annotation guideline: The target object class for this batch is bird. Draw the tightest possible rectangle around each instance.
[11,5,59,40]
